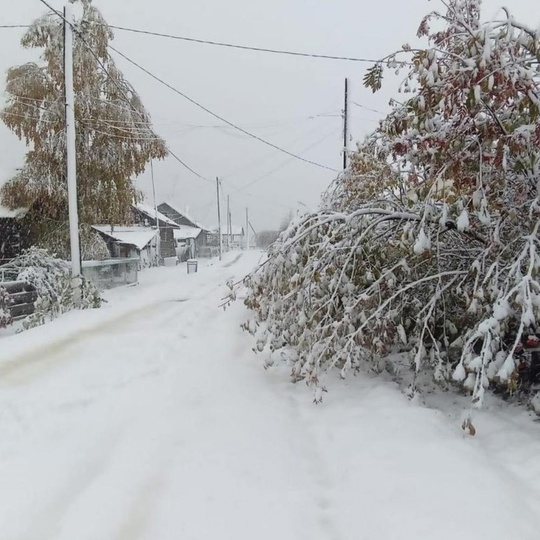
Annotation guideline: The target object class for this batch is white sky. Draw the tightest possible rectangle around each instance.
[1,0,539,231]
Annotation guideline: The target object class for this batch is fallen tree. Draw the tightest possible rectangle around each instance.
[244,0,540,413]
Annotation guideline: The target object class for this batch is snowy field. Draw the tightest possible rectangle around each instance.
[1,251,540,540]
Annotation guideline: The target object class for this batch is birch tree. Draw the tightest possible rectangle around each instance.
[0,0,167,254]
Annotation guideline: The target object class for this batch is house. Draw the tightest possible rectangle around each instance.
[158,202,212,257]
[0,205,28,263]
[225,225,245,249]
[133,203,178,259]
[208,225,246,250]
[173,226,202,260]
[92,225,159,268]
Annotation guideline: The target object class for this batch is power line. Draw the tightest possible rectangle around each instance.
[232,127,341,193]
[352,101,386,115]
[107,24,378,64]
[36,0,212,184]
[3,20,379,64]
[109,45,339,173]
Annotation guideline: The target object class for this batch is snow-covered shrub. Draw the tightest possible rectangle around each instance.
[1,247,101,330]
[244,0,540,407]
[0,286,13,328]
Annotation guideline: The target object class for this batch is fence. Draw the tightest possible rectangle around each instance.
[81,258,139,290]
[1,281,38,320]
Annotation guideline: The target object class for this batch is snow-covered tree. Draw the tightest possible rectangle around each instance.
[244,0,540,411]
[1,247,101,330]
[0,0,167,255]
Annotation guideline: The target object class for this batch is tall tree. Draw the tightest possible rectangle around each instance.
[1,0,167,253]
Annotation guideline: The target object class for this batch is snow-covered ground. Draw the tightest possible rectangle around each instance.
[1,251,540,540]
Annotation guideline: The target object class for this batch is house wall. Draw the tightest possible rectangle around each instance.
[132,208,176,259]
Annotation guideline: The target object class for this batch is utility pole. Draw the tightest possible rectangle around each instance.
[226,195,231,250]
[150,160,161,263]
[245,207,250,251]
[64,4,81,295]
[248,220,258,248]
[343,78,349,170]
[216,177,222,260]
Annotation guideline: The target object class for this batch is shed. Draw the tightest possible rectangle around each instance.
[92,225,159,268]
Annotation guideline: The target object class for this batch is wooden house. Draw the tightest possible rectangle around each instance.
[158,203,211,257]
[133,203,178,259]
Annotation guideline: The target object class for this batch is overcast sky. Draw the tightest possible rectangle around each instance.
[1,0,539,231]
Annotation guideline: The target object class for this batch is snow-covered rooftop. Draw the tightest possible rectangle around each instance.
[92,225,158,250]
[135,203,178,227]
[173,226,202,241]
[159,202,212,232]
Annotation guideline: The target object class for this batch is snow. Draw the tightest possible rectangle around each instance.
[413,227,431,254]
[135,202,178,227]
[92,225,158,250]
[0,204,27,219]
[173,226,202,241]
[1,251,540,539]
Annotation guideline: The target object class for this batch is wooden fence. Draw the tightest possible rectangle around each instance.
[1,281,37,320]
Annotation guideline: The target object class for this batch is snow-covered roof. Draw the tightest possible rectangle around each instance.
[159,202,212,232]
[173,226,202,241]
[92,225,158,250]
[135,203,178,227]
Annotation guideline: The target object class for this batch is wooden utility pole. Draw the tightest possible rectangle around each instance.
[226,195,231,250]
[150,160,161,262]
[64,4,81,294]
[343,78,349,170]
[245,208,250,250]
[216,177,222,260]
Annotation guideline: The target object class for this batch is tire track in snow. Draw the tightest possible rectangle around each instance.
[9,424,126,540]
[283,384,345,540]
[0,295,198,387]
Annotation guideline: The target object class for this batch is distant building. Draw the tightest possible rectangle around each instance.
[208,225,245,250]
[133,203,178,259]
[158,203,211,257]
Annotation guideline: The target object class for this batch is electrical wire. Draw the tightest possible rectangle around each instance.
[232,127,341,193]
[352,101,386,115]
[3,21,379,64]
[220,116,337,180]
[109,45,339,173]
[36,0,213,184]
[106,24,378,64]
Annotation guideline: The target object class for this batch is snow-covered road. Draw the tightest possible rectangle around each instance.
[1,251,540,540]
